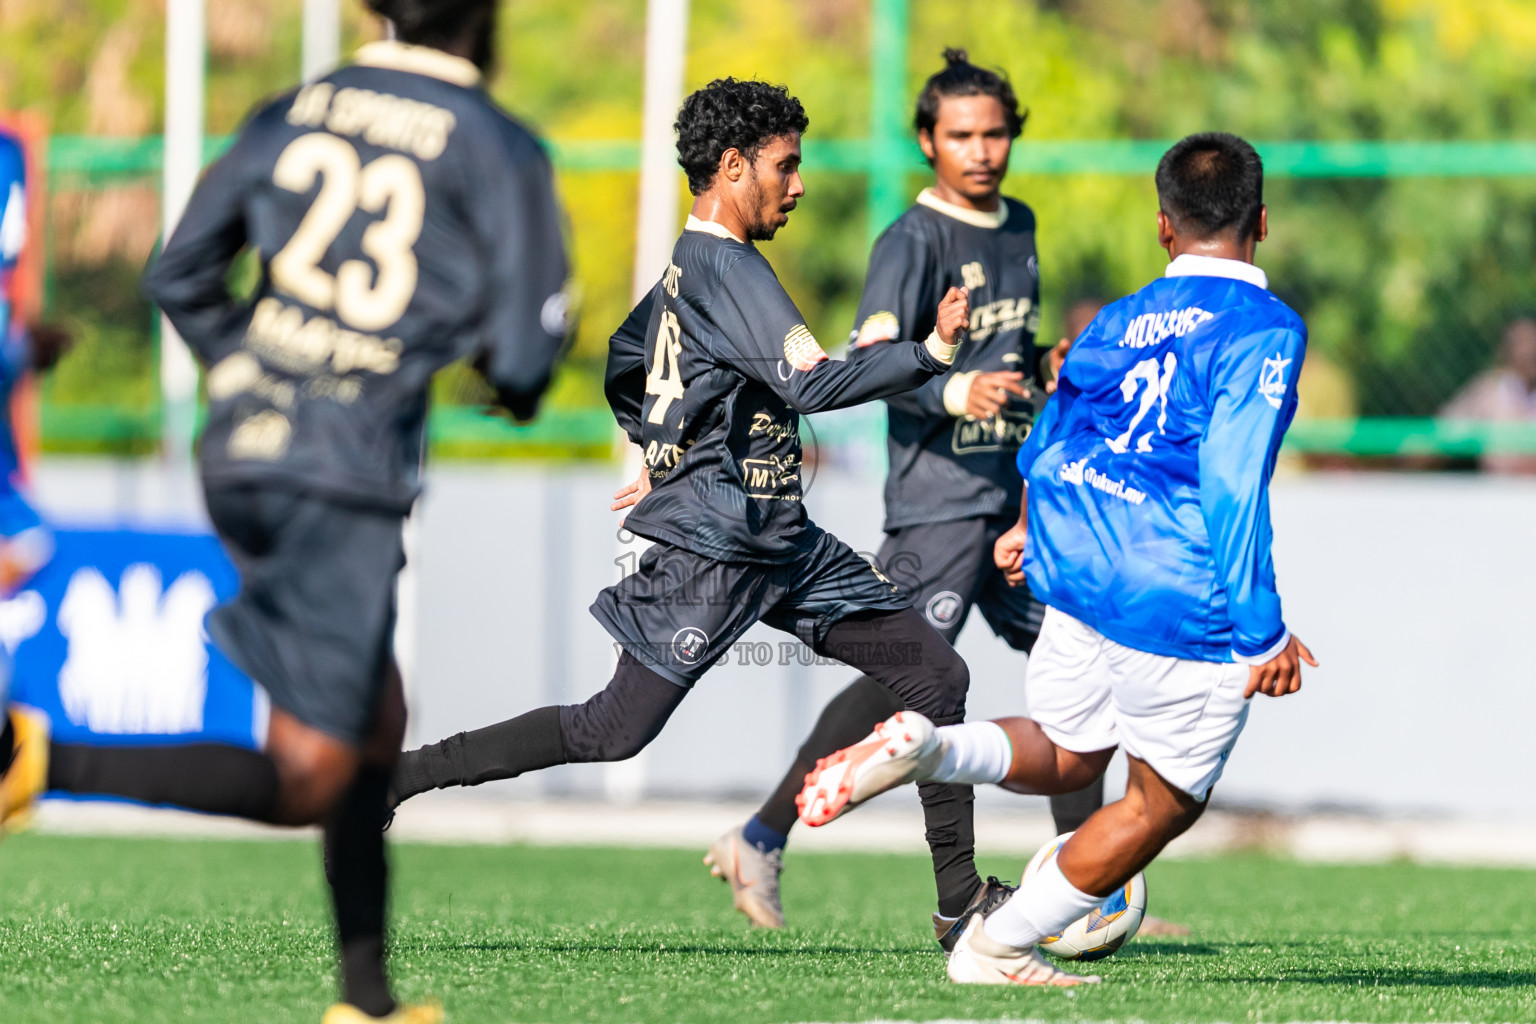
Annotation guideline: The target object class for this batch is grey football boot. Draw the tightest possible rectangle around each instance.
[705,825,785,928]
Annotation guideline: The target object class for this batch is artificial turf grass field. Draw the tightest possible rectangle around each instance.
[1,835,1533,1024]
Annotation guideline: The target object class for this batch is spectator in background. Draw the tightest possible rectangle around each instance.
[1440,318,1536,474]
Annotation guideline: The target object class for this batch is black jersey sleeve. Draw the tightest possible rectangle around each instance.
[143,131,260,366]
[711,253,946,414]
[848,226,949,418]
[605,287,658,444]
[468,131,571,422]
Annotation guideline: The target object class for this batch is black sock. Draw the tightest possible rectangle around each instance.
[755,676,902,837]
[46,742,281,822]
[1049,776,1106,835]
[393,705,566,804]
[325,765,395,1018]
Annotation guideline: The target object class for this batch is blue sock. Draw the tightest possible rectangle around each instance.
[742,814,788,853]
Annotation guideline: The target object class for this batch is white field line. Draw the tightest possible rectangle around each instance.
[25,794,1536,869]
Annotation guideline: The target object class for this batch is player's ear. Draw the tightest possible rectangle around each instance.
[917,129,936,164]
[1255,205,1269,245]
[719,147,746,184]
[1156,210,1175,254]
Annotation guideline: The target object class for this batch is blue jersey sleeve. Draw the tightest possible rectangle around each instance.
[0,132,25,275]
[1198,322,1306,662]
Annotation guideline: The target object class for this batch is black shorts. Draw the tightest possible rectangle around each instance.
[591,528,912,686]
[204,485,405,744]
[876,515,1046,652]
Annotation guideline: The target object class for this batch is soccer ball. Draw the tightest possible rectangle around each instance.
[1023,831,1146,961]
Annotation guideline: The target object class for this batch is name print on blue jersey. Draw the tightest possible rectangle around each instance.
[1119,306,1214,348]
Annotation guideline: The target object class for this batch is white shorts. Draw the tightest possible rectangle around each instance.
[1024,607,1252,801]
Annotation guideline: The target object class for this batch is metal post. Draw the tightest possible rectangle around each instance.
[631,0,689,302]
[868,0,910,244]
[604,0,690,803]
[161,0,205,465]
[302,0,342,82]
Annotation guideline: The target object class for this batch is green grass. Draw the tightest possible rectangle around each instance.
[1,835,1534,1023]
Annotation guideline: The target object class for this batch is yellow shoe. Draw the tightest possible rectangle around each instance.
[321,1001,443,1024]
[0,706,49,835]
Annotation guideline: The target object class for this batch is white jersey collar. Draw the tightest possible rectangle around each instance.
[685,215,745,243]
[916,188,1008,230]
[354,40,481,88]
[1164,252,1268,291]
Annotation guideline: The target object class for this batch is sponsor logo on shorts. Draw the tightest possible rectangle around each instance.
[925,591,964,629]
[671,627,710,665]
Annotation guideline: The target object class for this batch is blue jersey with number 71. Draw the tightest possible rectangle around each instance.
[1015,255,1306,665]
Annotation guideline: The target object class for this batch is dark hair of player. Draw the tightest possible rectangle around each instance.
[913,48,1026,141]
[1155,132,1265,241]
[365,0,497,67]
[674,78,809,196]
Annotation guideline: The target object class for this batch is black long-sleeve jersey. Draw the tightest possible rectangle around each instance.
[850,189,1041,531]
[144,41,571,512]
[606,218,952,563]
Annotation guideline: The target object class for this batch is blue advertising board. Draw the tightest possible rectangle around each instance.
[3,528,261,749]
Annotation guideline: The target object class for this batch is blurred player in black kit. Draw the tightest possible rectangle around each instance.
[0,2,571,1020]
[704,51,1187,947]
[387,78,986,928]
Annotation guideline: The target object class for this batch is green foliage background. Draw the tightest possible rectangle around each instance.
[4,0,1536,439]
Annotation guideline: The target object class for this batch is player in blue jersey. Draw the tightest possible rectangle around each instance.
[799,133,1317,986]
[0,128,69,617]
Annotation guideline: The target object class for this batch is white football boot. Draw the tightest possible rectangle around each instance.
[704,826,785,928]
[797,711,944,827]
[946,915,1101,986]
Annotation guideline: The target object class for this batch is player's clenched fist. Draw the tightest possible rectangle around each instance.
[1244,634,1318,699]
[993,520,1028,587]
[935,285,971,347]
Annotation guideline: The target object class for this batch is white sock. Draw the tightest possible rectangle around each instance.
[928,721,1012,784]
[981,853,1102,949]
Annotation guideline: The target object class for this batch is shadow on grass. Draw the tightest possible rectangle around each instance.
[1122,942,1223,957]
[1225,968,1536,990]
[420,939,927,957]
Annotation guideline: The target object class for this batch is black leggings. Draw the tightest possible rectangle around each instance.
[564,608,967,751]
[394,607,973,911]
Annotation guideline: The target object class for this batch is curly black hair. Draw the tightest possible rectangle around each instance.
[365,0,495,57]
[674,78,809,196]
[914,48,1025,139]
[1155,132,1264,240]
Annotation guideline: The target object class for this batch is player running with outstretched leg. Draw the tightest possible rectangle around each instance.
[0,3,572,1020]
[709,49,1075,942]
[799,133,1316,986]
[386,81,981,909]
